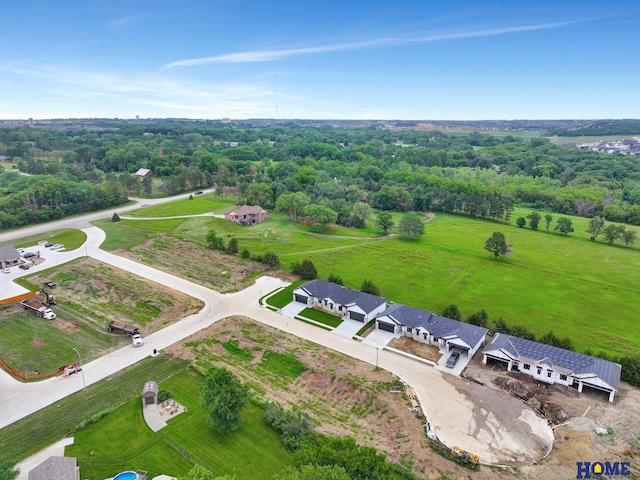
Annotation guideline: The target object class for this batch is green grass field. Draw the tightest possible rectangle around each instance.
[66,368,293,480]
[549,135,639,145]
[0,354,189,463]
[0,228,87,251]
[94,199,640,358]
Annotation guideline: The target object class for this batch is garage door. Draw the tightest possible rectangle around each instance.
[378,321,395,333]
[294,294,308,304]
[349,311,365,322]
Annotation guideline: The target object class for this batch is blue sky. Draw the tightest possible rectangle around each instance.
[1,1,638,120]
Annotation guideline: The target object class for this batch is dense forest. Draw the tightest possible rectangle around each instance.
[2,120,640,229]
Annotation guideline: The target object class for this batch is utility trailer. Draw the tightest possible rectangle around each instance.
[105,320,140,335]
[20,299,56,320]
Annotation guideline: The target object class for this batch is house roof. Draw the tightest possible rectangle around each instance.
[299,280,386,314]
[378,304,488,349]
[0,245,20,262]
[226,205,267,216]
[484,333,621,390]
[135,168,152,176]
[143,380,158,395]
[28,456,78,480]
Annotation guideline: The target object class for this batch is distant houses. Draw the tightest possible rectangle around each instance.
[225,205,269,226]
[563,138,640,156]
[483,333,621,402]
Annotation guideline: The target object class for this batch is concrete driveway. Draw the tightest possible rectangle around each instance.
[280,301,307,318]
[0,222,554,466]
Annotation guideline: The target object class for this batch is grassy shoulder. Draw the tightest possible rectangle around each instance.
[0,354,189,463]
[0,228,87,250]
[298,308,343,328]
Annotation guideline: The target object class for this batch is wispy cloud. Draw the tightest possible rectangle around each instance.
[165,20,583,68]
[108,15,147,29]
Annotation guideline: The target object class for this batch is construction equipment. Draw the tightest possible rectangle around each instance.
[20,299,56,320]
[450,446,480,468]
[41,287,57,305]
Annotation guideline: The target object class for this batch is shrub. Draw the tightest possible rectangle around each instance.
[112,212,120,222]
[264,251,280,266]
[241,249,250,259]
[158,389,172,403]
[292,259,317,279]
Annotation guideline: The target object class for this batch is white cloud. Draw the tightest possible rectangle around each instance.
[164,20,583,68]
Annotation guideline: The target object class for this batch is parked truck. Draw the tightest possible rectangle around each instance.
[105,320,140,335]
[20,299,56,320]
[132,333,144,347]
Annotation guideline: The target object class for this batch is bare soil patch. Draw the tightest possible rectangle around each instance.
[388,336,442,363]
[463,350,640,479]
[31,338,45,347]
[52,319,83,333]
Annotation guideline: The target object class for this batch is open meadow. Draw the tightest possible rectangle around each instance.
[98,199,640,359]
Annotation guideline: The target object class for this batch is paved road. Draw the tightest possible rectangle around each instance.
[0,210,553,466]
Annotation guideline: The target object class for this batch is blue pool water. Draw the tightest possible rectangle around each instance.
[113,472,138,480]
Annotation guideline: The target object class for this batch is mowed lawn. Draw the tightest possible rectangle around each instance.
[286,214,640,358]
[66,368,292,480]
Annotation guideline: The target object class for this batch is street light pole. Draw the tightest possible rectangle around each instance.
[72,347,86,390]
[376,347,379,369]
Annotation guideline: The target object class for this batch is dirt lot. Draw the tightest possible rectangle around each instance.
[167,318,640,479]
[167,316,473,479]
[114,235,289,293]
[464,352,640,479]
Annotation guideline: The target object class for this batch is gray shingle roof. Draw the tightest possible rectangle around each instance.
[379,304,488,349]
[0,245,20,262]
[484,333,621,390]
[28,456,78,480]
[300,280,386,314]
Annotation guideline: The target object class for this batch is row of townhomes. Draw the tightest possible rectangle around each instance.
[292,279,622,402]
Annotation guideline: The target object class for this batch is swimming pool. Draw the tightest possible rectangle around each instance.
[113,472,138,480]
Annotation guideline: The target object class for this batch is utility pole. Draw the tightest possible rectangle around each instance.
[72,347,86,390]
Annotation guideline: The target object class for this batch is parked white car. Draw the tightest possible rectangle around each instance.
[2,268,9,274]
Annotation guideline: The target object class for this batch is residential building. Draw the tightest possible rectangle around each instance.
[376,304,488,357]
[482,333,622,402]
[224,205,269,225]
[0,245,21,268]
[292,280,387,322]
[135,168,155,178]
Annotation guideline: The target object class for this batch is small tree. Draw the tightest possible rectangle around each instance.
[227,237,239,255]
[622,229,637,246]
[111,212,121,222]
[544,213,553,231]
[602,224,624,244]
[467,309,488,328]
[360,279,380,296]
[442,304,462,320]
[189,194,194,200]
[264,251,280,266]
[397,213,425,239]
[199,367,249,433]
[587,216,605,241]
[516,217,526,228]
[527,211,541,230]
[484,231,508,259]
[299,259,317,279]
[554,217,574,236]
[205,230,224,250]
[182,465,235,480]
[327,273,343,285]
[241,249,250,259]
[376,211,395,234]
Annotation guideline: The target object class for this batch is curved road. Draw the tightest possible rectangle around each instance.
[0,205,553,466]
